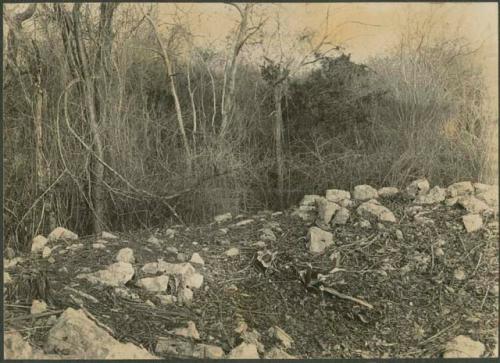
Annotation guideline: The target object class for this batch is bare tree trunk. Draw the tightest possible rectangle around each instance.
[273,84,284,208]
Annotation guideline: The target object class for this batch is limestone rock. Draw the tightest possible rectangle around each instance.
[193,344,225,358]
[5,246,15,259]
[316,197,340,224]
[137,275,169,292]
[462,214,483,233]
[77,262,134,287]
[102,231,118,240]
[357,201,396,223]
[353,184,379,201]
[454,269,466,281]
[325,189,351,203]
[4,331,36,359]
[332,207,349,225]
[177,253,187,262]
[414,214,434,225]
[260,228,277,242]
[415,186,446,205]
[142,262,159,274]
[473,182,495,194]
[31,235,48,253]
[300,194,321,206]
[116,248,135,263]
[165,228,177,238]
[173,321,200,340]
[235,219,254,227]
[185,272,204,289]
[177,287,194,305]
[228,342,260,359]
[406,178,430,198]
[225,247,240,257]
[42,246,52,258]
[190,253,204,266]
[253,241,267,248]
[307,227,334,254]
[291,205,316,221]
[475,189,499,211]
[92,243,106,249]
[269,326,293,348]
[458,196,491,214]
[395,229,404,240]
[378,187,399,198]
[445,197,459,207]
[447,181,474,197]
[48,227,78,241]
[214,212,233,223]
[264,347,297,359]
[157,294,177,305]
[443,335,485,358]
[114,287,140,300]
[46,308,156,359]
[31,300,48,315]
[147,236,161,246]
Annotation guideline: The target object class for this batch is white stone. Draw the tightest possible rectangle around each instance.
[463,214,483,233]
[165,228,177,238]
[42,246,52,258]
[300,195,321,206]
[325,189,351,203]
[235,219,254,227]
[116,248,135,263]
[357,201,396,223]
[31,235,48,253]
[173,321,200,340]
[307,227,334,254]
[447,181,474,197]
[415,186,446,205]
[332,207,350,225]
[157,294,177,305]
[48,227,78,241]
[214,212,233,223]
[141,262,158,274]
[45,308,157,359]
[114,287,139,300]
[253,241,267,248]
[264,347,297,359]
[147,236,161,246]
[359,219,371,228]
[93,243,106,249]
[190,253,204,265]
[193,344,225,358]
[395,230,403,240]
[414,214,434,225]
[31,300,48,315]
[225,247,240,257]
[66,243,84,251]
[338,198,354,208]
[102,231,118,240]
[185,273,204,289]
[443,335,485,358]
[270,326,293,348]
[228,342,260,359]
[291,207,316,221]
[454,269,466,281]
[353,184,379,201]
[406,178,430,198]
[378,187,399,198]
[137,275,169,292]
[4,331,36,359]
[475,189,499,210]
[445,197,459,207]
[77,262,134,287]
[177,287,194,305]
[166,246,178,254]
[473,182,495,194]
[316,197,340,224]
[458,196,491,214]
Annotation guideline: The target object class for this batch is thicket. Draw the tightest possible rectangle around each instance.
[3,4,495,251]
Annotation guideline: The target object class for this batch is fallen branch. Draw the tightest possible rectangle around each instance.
[319,286,374,309]
[5,309,64,323]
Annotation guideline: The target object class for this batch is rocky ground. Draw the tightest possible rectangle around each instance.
[3,180,499,359]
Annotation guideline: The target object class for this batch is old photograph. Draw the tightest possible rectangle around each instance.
[3,1,499,359]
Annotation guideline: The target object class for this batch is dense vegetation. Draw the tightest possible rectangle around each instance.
[3,4,495,250]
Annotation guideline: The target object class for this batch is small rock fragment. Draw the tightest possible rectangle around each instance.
[93,243,106,249]
[435,247,445,257]
[184,273,204,289]
[166,246,178,254]
[378,187,399,198]
[225,247,240,257]
[47,227,78,241]
[331,207,349,225]
[353,184,379,201]
[325,189,351,203]
[253,241,267,248]
[463,214,483,233]
[300,195,321,206]
[5,247,15,259]
[406,178,430,198]
[194,344,225,358]
[173,321,200,340]
[235,219,254,227]
[116,248,135,263]
[42,246,52,258]
[177,287,194,305]
[445,197,459,206]
[357,201,396,223]
[31,300,48,315]
[269,326,293,348]
[415,186,446,205]
[214,212,233,223]
[307,227,334,254]
[165,228,177,238]
[443,335,485,358]
[454,269,466,281]
[458,196,491,214]
[264,347,297,359]
[102,231,118,240]
[137,275,169,292]
[395,229,404,240]
[228,342,260,359]
[4,272,12,284]
[114,287,140,300]
[177,253,187,262]
[77,262,134,287]
[190,253,204,265]
[260,228,277,242]
[316,197,340,224]
[447,181,474,197]
[157,294,177,305]
[4,331,36,359]
[31,235,48,253]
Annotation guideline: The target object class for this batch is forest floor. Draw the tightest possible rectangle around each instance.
[4,194,499,359]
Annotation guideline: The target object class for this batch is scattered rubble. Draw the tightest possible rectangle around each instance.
[228,342,260,359]
[137,275,170,292]
[462,214,483,233]
[31,235,48,253]
[48,227,78,241]
[31,300,48,315]
[378,187,399,197]
[225,247,240,257]
[307,227,334,253]
[443,335,485,358]
[357,200,396,223]
[116,248,135,263]
[77,262,135,287]
[353,184,379,201]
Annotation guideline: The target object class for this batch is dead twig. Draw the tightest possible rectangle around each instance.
[319,286,374,309]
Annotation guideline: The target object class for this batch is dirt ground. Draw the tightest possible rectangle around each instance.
[4,194,499,358]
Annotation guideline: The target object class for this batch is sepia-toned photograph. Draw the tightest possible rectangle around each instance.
[2,1,498,359]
